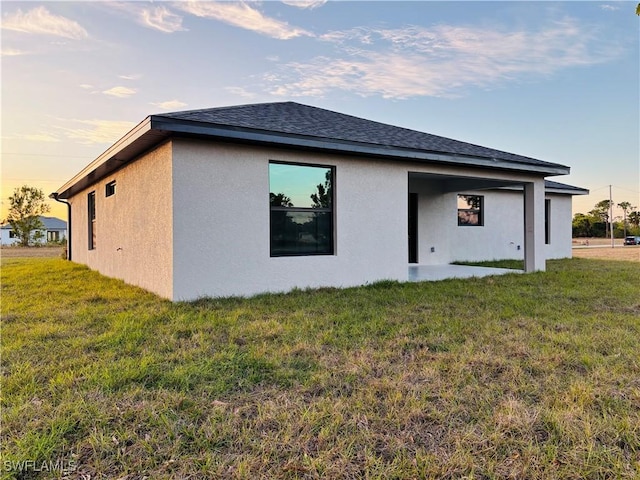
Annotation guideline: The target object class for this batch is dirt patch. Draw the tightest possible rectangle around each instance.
[572,246,640,262]
[572,237,624,247]
[1,246,65,258]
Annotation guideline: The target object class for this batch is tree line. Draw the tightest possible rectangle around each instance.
[573,199,640,238]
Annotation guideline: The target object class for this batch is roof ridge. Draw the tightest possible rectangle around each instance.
[159,102,557,167]
[153,101,300,118]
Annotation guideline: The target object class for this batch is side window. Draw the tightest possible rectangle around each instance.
[88,191,96,250]
[105,180,116,197]
[269,162,334,256]
[457,194,484,226]
[545,199,551,245]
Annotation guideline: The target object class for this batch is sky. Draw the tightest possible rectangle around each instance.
[1,1,639,222]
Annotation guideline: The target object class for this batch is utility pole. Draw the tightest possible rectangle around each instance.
[609,185,614,248]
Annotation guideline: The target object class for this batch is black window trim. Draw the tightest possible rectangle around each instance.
[269,160,336,257]
[105,180,116,197]
[457,194,484,227]
[88,191,96,250]
[545,198,551,245]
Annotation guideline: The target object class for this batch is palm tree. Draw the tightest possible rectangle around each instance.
[617,201,634,238]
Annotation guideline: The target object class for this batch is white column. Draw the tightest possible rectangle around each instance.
[524,180,546,272]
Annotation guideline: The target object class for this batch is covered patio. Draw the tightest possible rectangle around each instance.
[408,264,523,282]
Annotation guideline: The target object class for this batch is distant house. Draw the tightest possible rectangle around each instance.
[54,102,588,300]
[1,216,67,245]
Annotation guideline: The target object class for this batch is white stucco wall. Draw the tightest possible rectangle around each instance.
[69,142,174,298]
[65,137,574,300]
[412,184,572,264]
[545,193,573,259]
[171,140,409,300]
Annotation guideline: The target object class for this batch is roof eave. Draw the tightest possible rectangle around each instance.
[547,187,590,195]
[55,117,160,199]
[151,116,570,176]
[56,115,570,198]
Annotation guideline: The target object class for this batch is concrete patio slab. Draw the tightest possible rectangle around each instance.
[408,264,523,282]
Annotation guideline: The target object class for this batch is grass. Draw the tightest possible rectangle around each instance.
[452,259,525,270]
[1,257,639,479]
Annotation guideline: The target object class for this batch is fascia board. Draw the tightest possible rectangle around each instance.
[55,117,153,197]
[56,115,572,199]
[151,116,570,176]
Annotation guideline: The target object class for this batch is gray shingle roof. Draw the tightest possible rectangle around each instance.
[1,216,66,230]
[544,180,589,194]
[56,101,576,200]
[158,101,567,170]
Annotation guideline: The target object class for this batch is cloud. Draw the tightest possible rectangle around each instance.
[176,1,312,40]
[6,132,61,142]
[282,0,327,9]
[599,4,620,11]
[224,86,257,99]
[139,5,186,33]
[102,86,137,98]
[25,133,61,143]
[119,74,142,80]
[105,3,185,33]
[1,6,88,40]
[1,48,28,56]
[58,120,137,144]
[268,19,620,99]
[151,100,188,110]
[79,84,93,90]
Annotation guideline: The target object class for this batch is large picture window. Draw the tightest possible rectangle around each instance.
[457,194,484,226]
[269,162,334,256]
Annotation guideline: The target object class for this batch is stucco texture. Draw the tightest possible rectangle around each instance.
[171,141,408,300]
[67,139,565,300]
[69,142,173,299]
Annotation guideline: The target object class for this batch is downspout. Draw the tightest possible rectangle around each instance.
[49,193,71,261]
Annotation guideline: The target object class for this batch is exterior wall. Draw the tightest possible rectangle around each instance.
[64,137,575,301]
[171,140,408,300]
[68,142,174,298]
[412,186,572,264]
[0,228,66,245]
[0,229,17,245]
[545,193,573,259]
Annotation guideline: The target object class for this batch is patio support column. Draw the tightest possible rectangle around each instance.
[524,180,546,272]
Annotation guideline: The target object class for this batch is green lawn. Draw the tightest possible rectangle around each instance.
[2,257,639,479]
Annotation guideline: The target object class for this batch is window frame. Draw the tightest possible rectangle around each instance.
[269,160,335,257]
[545,198,551,245]
[457,194,484,227]
[88,191,96,250]
[105,180,116,197]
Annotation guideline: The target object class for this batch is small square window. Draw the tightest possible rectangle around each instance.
[457,194,484,226]
[105,181,116,197]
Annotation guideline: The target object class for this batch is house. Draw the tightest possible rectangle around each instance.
[53,102,588,300]
[1,216,67,246]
